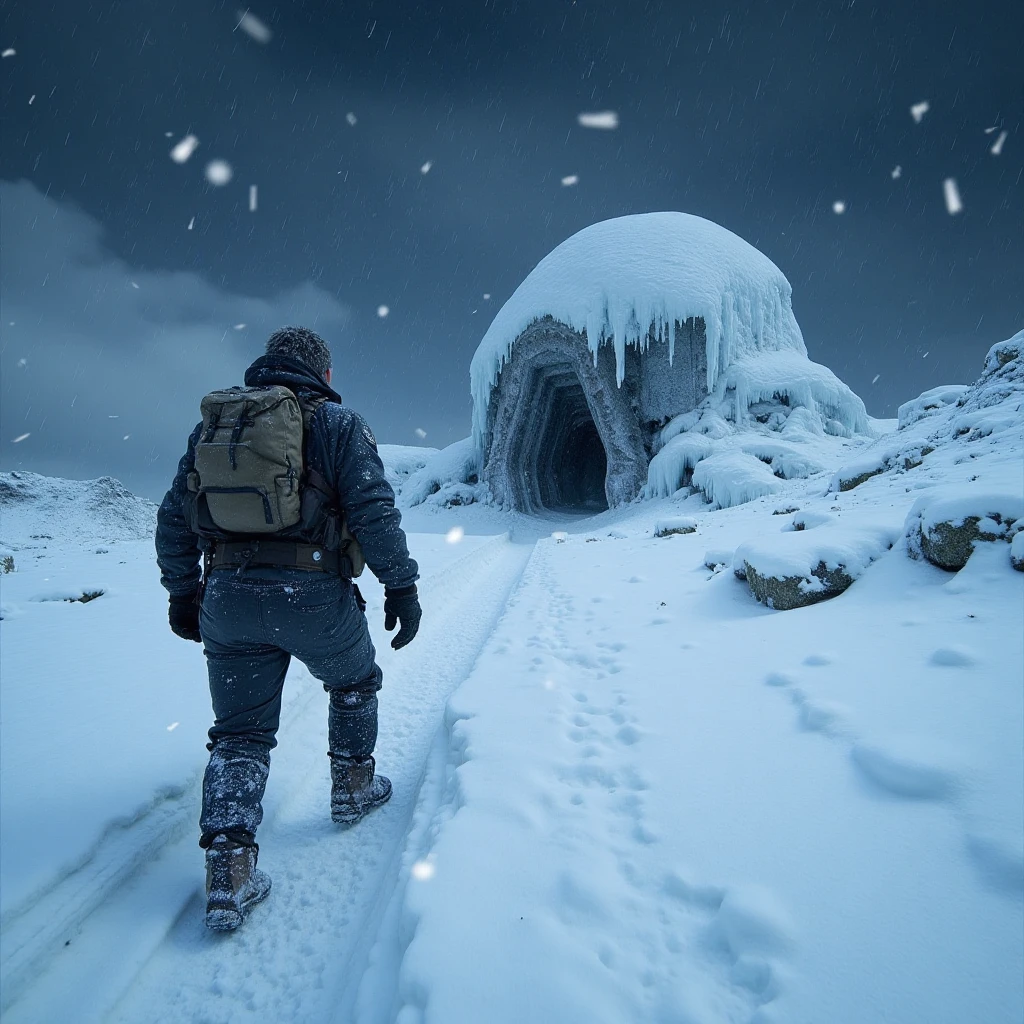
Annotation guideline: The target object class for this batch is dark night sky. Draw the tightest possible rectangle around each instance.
[1,0,1021,498]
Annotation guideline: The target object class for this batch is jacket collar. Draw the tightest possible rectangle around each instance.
[243,354,342,404]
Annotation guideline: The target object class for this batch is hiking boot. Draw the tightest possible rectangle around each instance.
[330,754,392,825]
[202,832,272,931]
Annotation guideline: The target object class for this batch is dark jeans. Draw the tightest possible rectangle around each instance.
[197,569,382,842]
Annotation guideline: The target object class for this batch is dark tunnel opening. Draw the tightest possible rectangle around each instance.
[525,369,609,513]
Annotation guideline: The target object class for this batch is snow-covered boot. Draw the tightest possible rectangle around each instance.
[202,831,271,931]
[330,754,392,825]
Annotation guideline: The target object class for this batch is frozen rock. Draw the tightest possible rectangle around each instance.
[654,517,698,537]
[736,525,896,610]
[905,491,1022,570]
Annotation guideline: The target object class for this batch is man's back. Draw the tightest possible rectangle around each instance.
[154,326,421,931]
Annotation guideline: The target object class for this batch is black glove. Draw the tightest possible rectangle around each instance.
[168,592,202,643]
[383,585,421,650]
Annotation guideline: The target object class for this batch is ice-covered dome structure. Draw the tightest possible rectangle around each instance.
[470,212,868,513]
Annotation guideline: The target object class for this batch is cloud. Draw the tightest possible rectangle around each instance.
[0,179,349,498]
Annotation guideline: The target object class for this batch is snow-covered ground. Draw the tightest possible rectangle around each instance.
[1,335,1021,1023]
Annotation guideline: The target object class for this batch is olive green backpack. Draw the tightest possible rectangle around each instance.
[186,385,364,575]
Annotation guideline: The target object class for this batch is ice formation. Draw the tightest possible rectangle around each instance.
[464,213,872,514]
[471,212,810,448]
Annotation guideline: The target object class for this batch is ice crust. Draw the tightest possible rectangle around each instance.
[470,212,810,447]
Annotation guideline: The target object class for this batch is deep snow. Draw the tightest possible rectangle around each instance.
[1,335,1021,1023]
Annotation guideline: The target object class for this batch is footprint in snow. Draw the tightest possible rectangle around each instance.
[851,736,963,800]
[764,671,795,688]
[802,653,833,667]
[965,833,1024,897]
[929,646,977,667]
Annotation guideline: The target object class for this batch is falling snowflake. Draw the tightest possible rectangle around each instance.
[249,184,258,211]
[832,200,846,215]
[411,860,435,880]
[12,433,30,443]
[943,178,963,215]
[414,427,427,439]
[166,722,180,732]
[187,216,195,230]
[233,323,247,330]
[164,131,173,137]
[205,160,233,186]
[170,134,199,164]
[236,9,272,43]
[377,305,390,318]
[561,174,579,187]
[130,281,140,289]
[872,374,880,384]
[17,358,27,367]
[891,165,902,179]
[123,435,131,441]
[1,48,15,58]
[420,160,432,174]
[910,101,930,123]
[984,126,998,134]
[483,293,491,300]
[990,131,1007,156]
[445,527,465,545]
[28,94,35,105]
[922,352,930,359]
[346,112,357,126]
[577,111,619,130]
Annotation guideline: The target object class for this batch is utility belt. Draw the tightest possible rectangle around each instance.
[207,539,353,577]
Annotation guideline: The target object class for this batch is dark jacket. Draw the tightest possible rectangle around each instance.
[156,355,418,596]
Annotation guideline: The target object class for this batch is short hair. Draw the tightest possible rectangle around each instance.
[265,326,331,379]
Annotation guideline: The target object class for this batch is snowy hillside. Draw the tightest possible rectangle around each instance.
[1,333,1021,1023]
[0,471,158,552]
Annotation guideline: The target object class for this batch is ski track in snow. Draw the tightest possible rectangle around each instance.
[3,535,532,1024]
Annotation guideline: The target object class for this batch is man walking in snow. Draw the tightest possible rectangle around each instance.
[156,326,421,931]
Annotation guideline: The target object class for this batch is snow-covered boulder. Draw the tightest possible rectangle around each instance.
[692,451,783,509]
[704,548,733,571]
[898,385,970,430]
[905,491,1023,571]
[1011,532,1024,572]
[654,516,698,537]
[735,525,897,610]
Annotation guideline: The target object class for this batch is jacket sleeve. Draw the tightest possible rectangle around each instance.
[155,423,203,597]
[327,409,419,590]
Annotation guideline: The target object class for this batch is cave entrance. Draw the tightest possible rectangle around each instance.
[528,369,609,513]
